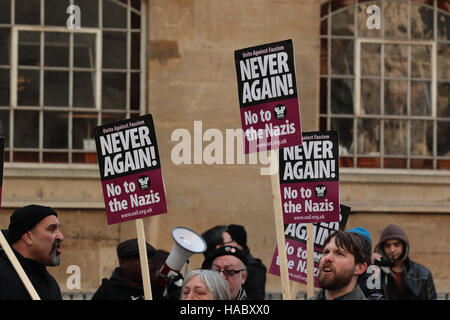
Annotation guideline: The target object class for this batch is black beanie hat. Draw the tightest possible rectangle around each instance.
[8,205,58,244]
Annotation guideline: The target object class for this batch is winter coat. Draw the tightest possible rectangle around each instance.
[374,224,437,300]
[91,267,164,300]
[243,254,267,300]
[0,248,62,300]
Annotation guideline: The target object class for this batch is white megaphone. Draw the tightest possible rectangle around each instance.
[156,226,207,287]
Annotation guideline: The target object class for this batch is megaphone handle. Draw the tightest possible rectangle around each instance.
[183,259,189,277]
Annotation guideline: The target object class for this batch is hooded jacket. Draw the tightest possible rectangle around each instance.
[374,224,437,300]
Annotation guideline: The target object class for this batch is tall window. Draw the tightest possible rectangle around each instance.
[0,0,146,163]
[320,0,449,170]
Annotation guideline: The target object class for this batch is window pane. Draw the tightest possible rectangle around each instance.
[331,39,353,75]
[43,152,68,163]
[45,0,70,26]
[0,1,10,24]
[411,45,431,79]
[384,158,407,169]
[357,3,381,38]
[437,121,450,156]
[411,159,433,169]
[103,31,127,69]
[361,79,380,114]
[320,78,327,114]
[331,118,353,155]
[44,112,68,149]
[384,120,407,155]
[130,72,140,110]
[74,0,99,28]
[438,12,450,41]
[103,0,127,29]
[44,71,69,106]
[331,78,353,114]
[15,0,40,25]
[331,7,354,36]
[131,32,140,69]
[411,4,433,40]
[14,110,39,148]
[102,112,126,125]
[73,112,97,150]
[45,32,69,67]
[0,28,10,65]
[358,118,380,155]
[320,39,328,75]
[411,120,432,156]
[385,44,407,77]
[384,1,408,39]
[0,69,9,106]
[361,43,380,76]
[0,110,10,148]
[102,72,126,109]
[438,44,449,80]
[437,82,450,117]
[385,80,407,115]
[19,31,40,66]
[73,72,95,108]
[18,69,39,106]
[411,81,431,116]
[131,12,140,29]
[74,33,96,68]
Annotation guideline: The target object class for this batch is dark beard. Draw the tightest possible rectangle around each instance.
[318,268,353,290]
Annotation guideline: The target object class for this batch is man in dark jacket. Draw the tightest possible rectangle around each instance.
[91,238,164,300]
[310,230,370,300]
[374,224,437,300]
[0,205,64,300]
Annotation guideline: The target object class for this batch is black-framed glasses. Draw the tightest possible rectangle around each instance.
[212,268,245,277]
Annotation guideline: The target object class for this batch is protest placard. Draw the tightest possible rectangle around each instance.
[280,131,339,224]
[235,39,302,154]
[95,114,168,300]
[268,205,351,288]
[95,114,167,225]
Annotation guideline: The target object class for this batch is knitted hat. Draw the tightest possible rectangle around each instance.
[202,246,248,269]
[8,205,58,244]
[346,227,372,244]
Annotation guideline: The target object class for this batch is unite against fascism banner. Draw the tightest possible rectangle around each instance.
[280,131,339,224]
[234,39,302,154]
[269,205,351,288]
[95,114,167,225]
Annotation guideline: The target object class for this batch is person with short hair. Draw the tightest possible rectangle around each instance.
[181,269,231,300]
[202,246,248,300]
[373,224,436,300]
[310,230,369,300]
[0,205,64,300]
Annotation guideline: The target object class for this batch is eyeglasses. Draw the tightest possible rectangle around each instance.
[212,268,245,277]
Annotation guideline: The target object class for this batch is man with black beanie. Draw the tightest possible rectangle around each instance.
[0,204,64,300]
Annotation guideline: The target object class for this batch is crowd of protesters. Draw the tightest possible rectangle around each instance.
[0,204,437,300]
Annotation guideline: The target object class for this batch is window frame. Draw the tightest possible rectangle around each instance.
[1,0,148,165]
[320,0,450,171]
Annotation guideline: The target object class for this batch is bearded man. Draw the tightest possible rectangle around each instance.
[310,230,371,300]
[0,205,64,300]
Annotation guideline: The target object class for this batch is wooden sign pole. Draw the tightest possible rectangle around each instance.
[306,223,315,298]
[136,219,153,300]
[270,149,291,300]
[0,231,40,300]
